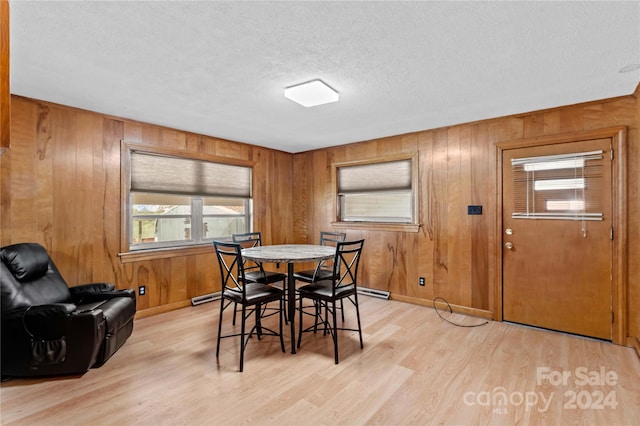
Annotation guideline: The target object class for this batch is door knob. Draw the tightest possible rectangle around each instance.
[504,242,514,250]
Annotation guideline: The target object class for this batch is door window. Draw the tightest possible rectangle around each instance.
[511,150,605,221]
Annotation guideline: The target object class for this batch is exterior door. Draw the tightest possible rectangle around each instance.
[502,137,613,340]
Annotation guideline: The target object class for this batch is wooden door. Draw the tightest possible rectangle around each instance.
[502,138,613,340]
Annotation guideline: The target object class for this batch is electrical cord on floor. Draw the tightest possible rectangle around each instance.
[433,296,489,328]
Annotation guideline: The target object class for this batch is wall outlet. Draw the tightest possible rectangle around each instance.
[419,277,425,286]
[467,205,483,215]
[138,285,146,296]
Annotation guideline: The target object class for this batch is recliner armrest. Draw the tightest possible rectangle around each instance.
[69,283,115,297]
[103,289,136,299]
[70,284,135,304]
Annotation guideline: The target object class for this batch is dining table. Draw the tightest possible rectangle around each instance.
[241,244,335,354]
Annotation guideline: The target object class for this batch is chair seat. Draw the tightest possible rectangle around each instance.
[293,269,335,282]
[297,281,355,301]
[243,270,286,285]
[225,282,284,305]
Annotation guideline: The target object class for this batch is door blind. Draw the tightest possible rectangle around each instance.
[511,150,604,221]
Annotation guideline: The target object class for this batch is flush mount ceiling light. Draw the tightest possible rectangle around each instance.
[284,79,339,107]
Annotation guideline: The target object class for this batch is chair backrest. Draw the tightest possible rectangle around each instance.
[0,243,72,312]
[232,232,263,249]
[231,232,265,272]
[315,232,346,274]
[319,231,346,246]
[330,239,365,294]
[213,241,247,302]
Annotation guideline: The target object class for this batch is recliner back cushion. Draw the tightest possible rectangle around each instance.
[2,243,49,281]
[1,243,72,311]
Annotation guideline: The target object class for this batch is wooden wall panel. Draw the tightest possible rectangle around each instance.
[415,131,435,300]
[470,122,492,311]
[5,96,294,316]
[431,128,450,300]
[0,0,9,151]
[629,85,640,344]
[6,101,40,244]
[99,118,124,285]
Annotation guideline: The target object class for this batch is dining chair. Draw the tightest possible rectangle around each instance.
[213,240,285,372]
[294,231,346,323]
[297,239,365,364]
[293,231,346,283]
[232,232,287,286]
[232,232,288,323]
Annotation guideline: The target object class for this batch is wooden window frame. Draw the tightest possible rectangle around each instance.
[119,141,254,262]
[331,153,421,233]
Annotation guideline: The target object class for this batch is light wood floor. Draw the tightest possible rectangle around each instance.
[1,296,639,425]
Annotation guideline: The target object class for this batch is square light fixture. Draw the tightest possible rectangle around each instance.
[284,79,339,107]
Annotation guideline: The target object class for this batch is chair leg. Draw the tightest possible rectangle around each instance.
[332,300,339,364]
[255,303,262,340]
[297,294,304,348]
[232,301,238,325]
[279,297,285,352]
[283,279,289,325]
[340,299,345,322]
[354,294,363,349]
[216,297,225,358]
[315,301,322,334]
[239,304,247,372]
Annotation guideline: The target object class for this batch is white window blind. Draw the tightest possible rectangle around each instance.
[511,150,604,221]
[130,151,252,198]
[337,159,414,223]
[338,159,412,193]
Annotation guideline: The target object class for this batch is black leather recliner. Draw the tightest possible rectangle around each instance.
[1,243,136,377]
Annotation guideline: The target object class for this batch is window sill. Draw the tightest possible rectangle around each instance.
[331,221,421,233]
[118,244,214,263]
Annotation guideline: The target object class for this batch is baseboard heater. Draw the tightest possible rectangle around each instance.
[191,292,221,306]
[357,287,390,300]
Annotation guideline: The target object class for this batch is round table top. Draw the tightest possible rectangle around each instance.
[242,244,335,263]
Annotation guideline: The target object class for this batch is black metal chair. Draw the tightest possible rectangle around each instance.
[232,232,287,323]
[297,239,365,364]
[293,231,346,283]
[214,241,285,372]
[293,231,346,322]
[232,232,287,286]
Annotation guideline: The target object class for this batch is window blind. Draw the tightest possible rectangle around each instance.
[338,159,412,193]
[511,150,604,221]
[130,151,252,198]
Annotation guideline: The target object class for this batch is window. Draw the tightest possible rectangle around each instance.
[334,156,418,228]
[511,150,604,221]
[123,144,252,251]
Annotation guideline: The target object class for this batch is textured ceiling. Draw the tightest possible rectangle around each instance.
[9,1,640,153]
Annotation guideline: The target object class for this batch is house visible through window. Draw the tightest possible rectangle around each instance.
[124,145,252,251]
[336,156,417,224]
